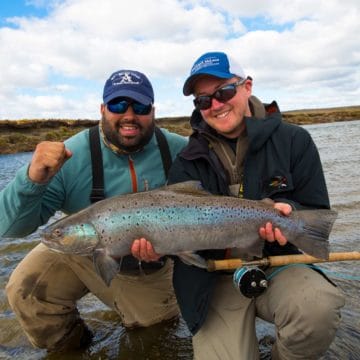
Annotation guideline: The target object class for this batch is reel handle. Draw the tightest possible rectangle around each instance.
[233,266,268,298]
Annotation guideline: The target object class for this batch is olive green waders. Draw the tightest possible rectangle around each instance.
[6,243,179,351]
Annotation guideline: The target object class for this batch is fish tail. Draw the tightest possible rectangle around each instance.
[295,209,338,259]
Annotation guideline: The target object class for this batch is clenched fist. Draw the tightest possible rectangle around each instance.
[28,141,72,184]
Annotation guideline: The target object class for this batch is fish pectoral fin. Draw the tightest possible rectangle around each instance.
[178,252,207,269]
[93,248,120,287]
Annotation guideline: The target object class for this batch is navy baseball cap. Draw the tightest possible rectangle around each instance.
[103,70,154,105]
[183,51,246,95]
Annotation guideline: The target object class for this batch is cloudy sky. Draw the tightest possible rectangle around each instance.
[0,0,359,120]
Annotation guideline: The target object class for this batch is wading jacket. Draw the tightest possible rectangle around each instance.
[167,100,331,334]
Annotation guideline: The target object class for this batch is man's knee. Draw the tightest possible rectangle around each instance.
[6,277,92,351]
[274,284,344,359]
[5,270,31,314]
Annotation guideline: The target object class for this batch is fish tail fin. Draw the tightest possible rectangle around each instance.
[295,209,337,259]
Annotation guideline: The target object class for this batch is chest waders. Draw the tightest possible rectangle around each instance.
[88,125,172,203]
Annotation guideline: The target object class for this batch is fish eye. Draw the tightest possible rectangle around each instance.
[53,228,62,237]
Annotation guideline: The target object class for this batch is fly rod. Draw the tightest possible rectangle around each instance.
[207,251,360,272]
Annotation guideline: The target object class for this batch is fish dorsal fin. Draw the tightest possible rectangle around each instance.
[165,181,211,196]
[260,197,275,206]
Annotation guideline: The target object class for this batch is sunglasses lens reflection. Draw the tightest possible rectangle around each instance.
[108,99,152,115]
[194,84,237,110]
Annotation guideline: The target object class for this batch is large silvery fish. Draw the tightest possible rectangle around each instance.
[41,181,337,286]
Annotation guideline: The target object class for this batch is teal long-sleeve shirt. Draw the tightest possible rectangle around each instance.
[0,127,187,238]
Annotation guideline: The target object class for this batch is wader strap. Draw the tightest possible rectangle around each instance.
[89,125,172,203]
[204,133,248,185]
[89,125,105,203]
[154,126,172,179]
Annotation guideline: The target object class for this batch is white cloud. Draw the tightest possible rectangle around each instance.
[0,0,359,119]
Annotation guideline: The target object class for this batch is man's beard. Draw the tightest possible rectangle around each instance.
[101,114,155,153]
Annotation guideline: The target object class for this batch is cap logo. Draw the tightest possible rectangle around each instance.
[191,56,220,75]
[111,71,142,86]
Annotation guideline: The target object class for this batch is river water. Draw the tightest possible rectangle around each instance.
[0,120,359,360]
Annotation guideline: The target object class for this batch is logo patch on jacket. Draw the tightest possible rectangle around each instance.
[263,175,288,195]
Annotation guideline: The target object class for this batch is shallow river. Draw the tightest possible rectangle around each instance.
[0,120,359,359]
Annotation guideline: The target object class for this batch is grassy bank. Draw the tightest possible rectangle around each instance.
[0,106,359,154]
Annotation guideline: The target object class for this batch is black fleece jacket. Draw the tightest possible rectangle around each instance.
[167,101,331,335]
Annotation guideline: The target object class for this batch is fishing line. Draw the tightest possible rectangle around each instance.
[267,263,360,281]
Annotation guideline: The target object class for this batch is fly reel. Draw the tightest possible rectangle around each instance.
[233,266,268,298]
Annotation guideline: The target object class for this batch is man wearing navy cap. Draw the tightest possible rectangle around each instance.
[1,69,187,352]
[166,52,345,359]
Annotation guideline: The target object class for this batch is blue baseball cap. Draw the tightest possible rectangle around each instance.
[103,70,154,105]
[183,51,246,95]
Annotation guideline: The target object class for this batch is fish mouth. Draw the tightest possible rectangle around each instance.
[41,234,98,256]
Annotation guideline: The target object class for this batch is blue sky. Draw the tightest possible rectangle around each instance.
[0,1,42,22]
[0,1,52,27]
[0,0,359,120]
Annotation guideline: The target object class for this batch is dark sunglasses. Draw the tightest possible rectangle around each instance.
[193,79,246,110]
[107,98,152,115]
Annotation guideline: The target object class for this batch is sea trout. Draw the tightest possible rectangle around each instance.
[41,181,337,286]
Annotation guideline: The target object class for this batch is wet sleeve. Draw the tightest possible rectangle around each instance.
[0,165,63,237]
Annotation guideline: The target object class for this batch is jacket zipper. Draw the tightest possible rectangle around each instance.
[128,156,138,193]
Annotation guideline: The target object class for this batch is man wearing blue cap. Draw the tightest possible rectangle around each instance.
[166,52,345,359]
[1,69,187,352]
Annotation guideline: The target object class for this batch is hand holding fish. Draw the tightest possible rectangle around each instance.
[131,238,162,262]
[28,141,72,184]
[259,202,292,246]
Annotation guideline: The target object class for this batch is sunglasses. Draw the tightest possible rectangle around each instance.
[193,79,246,110]
[107,98,153,115]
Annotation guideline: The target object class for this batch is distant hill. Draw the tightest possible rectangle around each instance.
[0,105,359,154]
